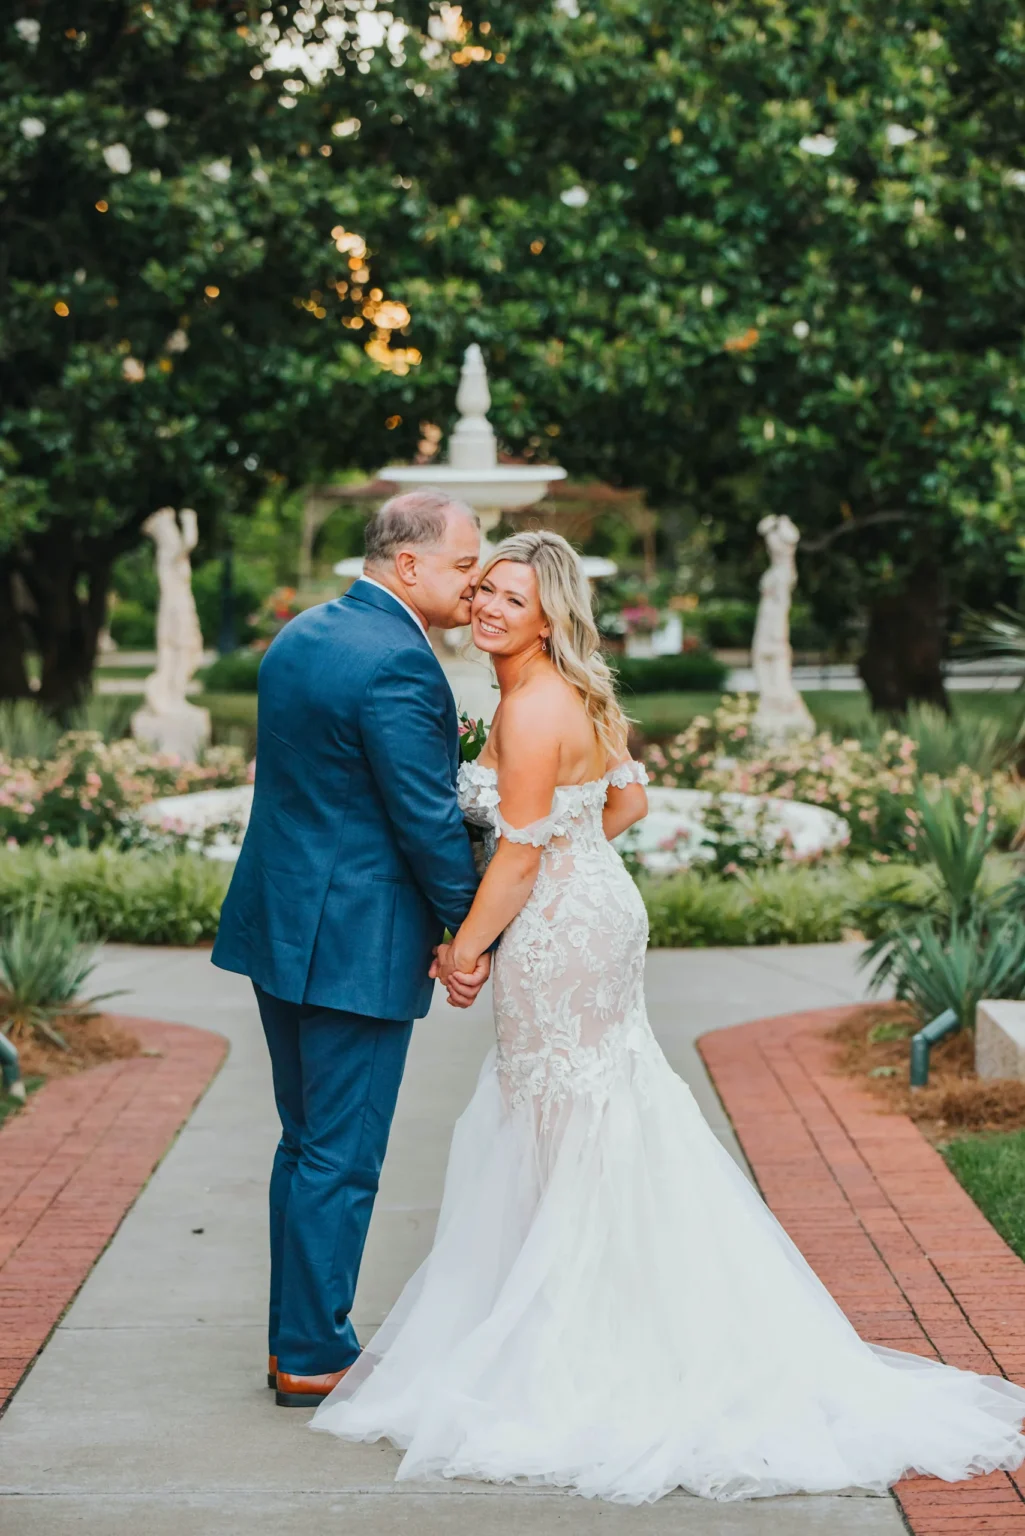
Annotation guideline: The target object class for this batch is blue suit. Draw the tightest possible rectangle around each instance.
[213,579,479,1373]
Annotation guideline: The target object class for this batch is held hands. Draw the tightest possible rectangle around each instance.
[430,943,491,1008]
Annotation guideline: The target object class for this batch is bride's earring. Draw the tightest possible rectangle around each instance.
[541,635,550,654]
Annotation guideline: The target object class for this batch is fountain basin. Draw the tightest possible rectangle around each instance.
[134,783,848,872]
[616,788,849,873]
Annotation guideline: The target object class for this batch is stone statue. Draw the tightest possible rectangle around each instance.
[131,507,211,759]
[751,514,815,742]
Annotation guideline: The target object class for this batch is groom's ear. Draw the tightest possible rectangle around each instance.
[394,549,418,587]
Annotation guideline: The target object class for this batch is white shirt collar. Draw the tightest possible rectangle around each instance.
[358,574,428,636]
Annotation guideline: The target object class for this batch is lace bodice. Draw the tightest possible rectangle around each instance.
[458,759,647,856]
[456,759,654,1130]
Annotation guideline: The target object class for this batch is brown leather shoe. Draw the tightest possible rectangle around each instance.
[275,1366,352,1407]
[267,1355,277,1390]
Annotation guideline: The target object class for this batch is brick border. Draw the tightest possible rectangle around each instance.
[0,1015,227,1413]
[699,1007,1025,1536]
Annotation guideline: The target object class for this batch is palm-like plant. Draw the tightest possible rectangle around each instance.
[0,697,134,761]
[873,913,1025,1030]
[0,909,122,1050]
[860,787,1025,1025]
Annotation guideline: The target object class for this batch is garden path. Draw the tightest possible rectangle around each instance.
[0,942,905,1535]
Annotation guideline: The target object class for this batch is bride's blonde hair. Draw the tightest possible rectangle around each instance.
[480,530,629,760]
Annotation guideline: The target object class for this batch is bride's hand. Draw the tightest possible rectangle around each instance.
[431,944,490,1008]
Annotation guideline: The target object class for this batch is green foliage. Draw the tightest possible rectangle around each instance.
[191,557,276,649]
[0,3,422,706]
[0,696,134,757]
[0,701,64,760]
[641,860,918,948]
[862,787,1025,1024]
[108,599,155,649]
[0,844,231,947]
[863,703,1015,780]
[0,731,248,847]
[613,652,729,696]
[0,906,117,1049]
[871,912,1025,1030]
[198,650,263,695]
[943,1131,1025,1263]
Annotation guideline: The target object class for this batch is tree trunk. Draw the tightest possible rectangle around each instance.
[858,560,949,716]
[10,535,115,715]
[0,560,33,700]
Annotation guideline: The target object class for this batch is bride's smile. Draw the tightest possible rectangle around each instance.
[470,563,550,659]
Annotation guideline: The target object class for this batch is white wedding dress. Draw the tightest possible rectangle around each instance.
[312,759,1025,1503]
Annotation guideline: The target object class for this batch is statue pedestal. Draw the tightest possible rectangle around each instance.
[132,704,211,761]
[752,694,815,744]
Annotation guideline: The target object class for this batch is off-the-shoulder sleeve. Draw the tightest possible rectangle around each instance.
[496,809,568,848]
[605,759,649,789]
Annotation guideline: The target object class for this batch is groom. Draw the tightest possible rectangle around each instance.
[213,490,490,1406]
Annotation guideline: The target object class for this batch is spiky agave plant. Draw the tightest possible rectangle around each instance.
[861,785,1025,1025]
[872,912,1025,1030]
[0,908,122,1050]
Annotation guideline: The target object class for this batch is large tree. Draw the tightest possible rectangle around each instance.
[0,1,416,709]
[321,0,1025,712]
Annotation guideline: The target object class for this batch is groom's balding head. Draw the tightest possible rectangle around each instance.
[362,490,482,630]
[364,490,479,569]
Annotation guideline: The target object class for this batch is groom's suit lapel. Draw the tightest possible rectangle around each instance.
[343,579,461,779]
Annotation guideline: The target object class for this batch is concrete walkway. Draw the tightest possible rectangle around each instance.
[0,944,905,1535]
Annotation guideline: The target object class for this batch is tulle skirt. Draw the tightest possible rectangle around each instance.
[311,1037,1025,1504]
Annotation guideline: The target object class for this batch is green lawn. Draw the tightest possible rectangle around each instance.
[942,1130,1025,1261]
[629,687,1024,742]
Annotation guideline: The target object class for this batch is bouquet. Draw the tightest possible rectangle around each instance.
[458,713,488,763]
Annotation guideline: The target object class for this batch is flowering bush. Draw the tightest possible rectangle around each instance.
[251,586,309,646]
[0,732,249,849]
[619,604,662,637]
[642,695,1019,860]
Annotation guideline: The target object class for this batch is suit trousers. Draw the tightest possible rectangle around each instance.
[254,985,413,1375]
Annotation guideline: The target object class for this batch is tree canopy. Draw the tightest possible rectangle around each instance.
[5,0,1025,711]
[323,0,1025,707]
[0,1,417,705]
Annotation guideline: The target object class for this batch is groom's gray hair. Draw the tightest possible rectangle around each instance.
[364,489,479,567]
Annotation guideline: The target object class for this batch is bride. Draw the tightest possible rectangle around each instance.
[312,530,1025,1503]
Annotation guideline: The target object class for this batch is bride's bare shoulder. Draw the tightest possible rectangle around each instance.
[495,674,585,757]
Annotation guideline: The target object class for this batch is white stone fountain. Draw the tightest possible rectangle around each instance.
[378,343,567,542]
[337,344,575,724]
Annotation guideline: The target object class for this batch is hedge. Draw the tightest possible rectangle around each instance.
[612,651,729,695]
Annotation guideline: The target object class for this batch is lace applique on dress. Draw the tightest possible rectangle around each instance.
[457,760,655,1131]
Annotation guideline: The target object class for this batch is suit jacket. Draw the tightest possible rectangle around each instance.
[212,579,480,1020]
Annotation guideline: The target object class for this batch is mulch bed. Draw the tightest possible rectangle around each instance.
[6,1011,142,1083]
[830,1002,1025,1143]
[699,1005,1025,1536]
[0,1014,226,1415]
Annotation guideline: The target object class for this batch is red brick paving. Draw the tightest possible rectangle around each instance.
[0,1015,226,1413]
[699,1006,1025,1535]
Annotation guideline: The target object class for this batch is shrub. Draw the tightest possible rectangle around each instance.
[108,598,155,649]
[613,651,728,696]
[861,788,1025,1026]
[0,907,117,1050]
[198,649,263,694]
[643,693,1011,860]
[0,844,231,946]
[0,733,249,847]
[192,557,276,648]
